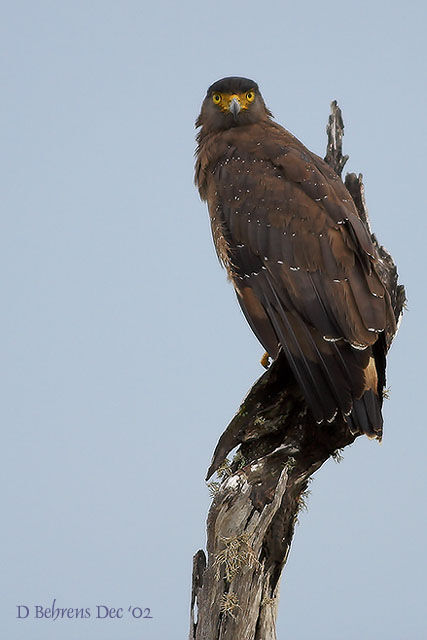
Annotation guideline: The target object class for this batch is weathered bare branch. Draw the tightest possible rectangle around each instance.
[189,102,405,640]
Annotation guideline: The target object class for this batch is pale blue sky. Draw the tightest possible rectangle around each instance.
[1,1,426,639]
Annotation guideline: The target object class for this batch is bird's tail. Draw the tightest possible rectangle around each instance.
[347,389,383,439]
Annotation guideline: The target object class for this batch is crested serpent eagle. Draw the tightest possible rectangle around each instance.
[195,77,397,438]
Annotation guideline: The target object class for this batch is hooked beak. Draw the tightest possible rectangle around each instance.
[229,96,241,119]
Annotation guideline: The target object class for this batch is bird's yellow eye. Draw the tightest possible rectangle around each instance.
[246,91,255,102]
[212,93,222,104]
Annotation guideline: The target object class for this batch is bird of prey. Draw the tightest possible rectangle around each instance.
[195,76,396,438]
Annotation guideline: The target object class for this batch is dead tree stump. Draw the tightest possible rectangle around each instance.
[189,101,405,640]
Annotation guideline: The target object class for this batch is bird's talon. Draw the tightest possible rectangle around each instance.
[260,352,270,369]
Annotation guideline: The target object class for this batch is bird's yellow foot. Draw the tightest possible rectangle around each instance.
[260,352,270,369]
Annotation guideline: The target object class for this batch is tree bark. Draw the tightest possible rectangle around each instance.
[189,101,405,640]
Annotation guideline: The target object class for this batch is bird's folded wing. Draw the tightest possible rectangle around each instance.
[212,142,393,421]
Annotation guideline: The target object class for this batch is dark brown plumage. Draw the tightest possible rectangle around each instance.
[195,77,396,437]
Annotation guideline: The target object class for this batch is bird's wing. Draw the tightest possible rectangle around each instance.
[209,135,394,424]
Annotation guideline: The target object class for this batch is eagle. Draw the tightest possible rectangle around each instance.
[195,76,396,438]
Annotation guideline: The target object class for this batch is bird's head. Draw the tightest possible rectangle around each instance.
[196,76,273,131]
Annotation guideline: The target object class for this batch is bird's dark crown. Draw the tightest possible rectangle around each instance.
[206,76,259,97]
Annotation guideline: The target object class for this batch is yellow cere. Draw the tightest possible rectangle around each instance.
[212,91,256,112]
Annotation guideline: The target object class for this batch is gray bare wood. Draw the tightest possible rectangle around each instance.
[189,102,404,640]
